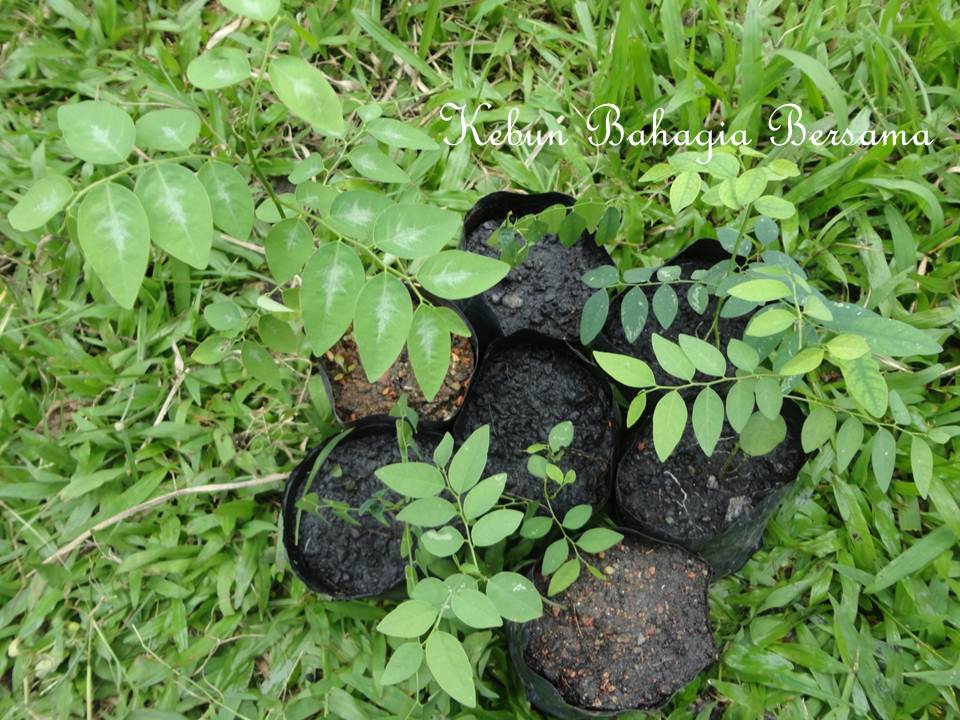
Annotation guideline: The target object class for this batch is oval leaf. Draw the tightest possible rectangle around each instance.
[8,175,72,232]
[134,164,213,269]
[270,56,345,136]
[135,109,201,152]
[301,243,365,355]
[425,632,476,708]
[408,305,451,401]
[416,250,509,300]
[187,47,251,90]
[353,273,413,382]
[265,218,313,284]
[58,101,135,165]
[197,161,255,240]
[373,204,460,258]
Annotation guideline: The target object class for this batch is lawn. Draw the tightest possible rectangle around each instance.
[1,1,959,718]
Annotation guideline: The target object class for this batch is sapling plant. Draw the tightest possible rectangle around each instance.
[369,420,622,709]
[7,0,506,402]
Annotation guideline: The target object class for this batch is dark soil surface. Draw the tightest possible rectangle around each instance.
[524,536,715,711]
[293,431,438,597]
[601,260,749,389]
[320,332,474,424]
[617,414,804,541]
[464,218,610,341]
[454,340,617,515]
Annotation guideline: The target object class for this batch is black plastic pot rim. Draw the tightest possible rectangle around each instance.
[314,295,479,434]
[508,527,715,719]
[281,415,441,600]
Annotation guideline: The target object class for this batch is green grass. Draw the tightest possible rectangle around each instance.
[1,1,959,718]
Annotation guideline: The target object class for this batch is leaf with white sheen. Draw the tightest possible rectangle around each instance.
[653,391,687,461]
[77,183,150,309]
[838,354,888,418]
[187,47,251,90]
[373,204,460,258]
[327,190,392,242]
[353,273,413,381]
[348,145,409,183]
[197,161,254,240]
[301,243,365,355]
[367,117,439,150]
[416,250,510,300]
[408,305,451,401]
[269,56,345,136]
[265,218,313,284]
[485,572,542,622]
[135,109,201,152]
[134,164,213,269]
[8,175,72,231]
[58,101,135,164]
[221,0,280,21]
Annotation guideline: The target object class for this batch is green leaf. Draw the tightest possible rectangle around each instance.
[725,379,755,433]
[221,0,280,21]
[451,588,502,629]
[802,406,837,452]
[781,347,824,376]
[301,243,365,355]
[204,299,246,331]
[866,526,956,594]
[746,307,795,336]
[542,539,568,575]
[270,56,345,136]
[463,474,506,520]
[187,47,251,89]
[583,265,620,289]
[620,286,649,342]
[433,433,454,468]
[471,509,523,547]
[669,171,700,213]
[520,516,553,539]
[728,278,791,303]
[241,341,285,389]
[425,632,476,707]
[58,101,135,165]
[376,599,437,638]
[348,145,409,183]
[835,416,864,472]
[8,175,72,231]
[407,305,451,402]
[871,429,896,492]
[450,425,489,493]
[826,334,870,360]
[134,164,213,269]
[692,387,724,456]
[910,436,933,499]
[353,273,413,381]
[740,413,787,456]
[416,250,510,300]
[327,190,392,241]
[775,49,849,126]
[753,195,796,219]
[420,525,465,557]
[754,376,783,420]
[653,391,688,461]
[134,109,201,152]
[580,289,609,345]
[687,283,708,314]
[265,218,313,284]
[288,155,325,184]
[375,462,444,498]
[754,216,779,245]
[396,497,457,528]
[727,339,759,371]
[381,642,423,685]
[651,334,695,381]
[373,204,460,258]
[486,572,542,622]
[197,161,255,240]
[576,528,623,553]
[367,117,439,150]
[562,505,592,531]
[652,283,679,329]
[77,183,150,309]
[819,301,941,356]
[838,355,888,418]
[593,351,655,388]
[549,421,574,452]
[678,334,726,377]
[548,559,581,596]
[627,392,647,427]
[735,168,768,205]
